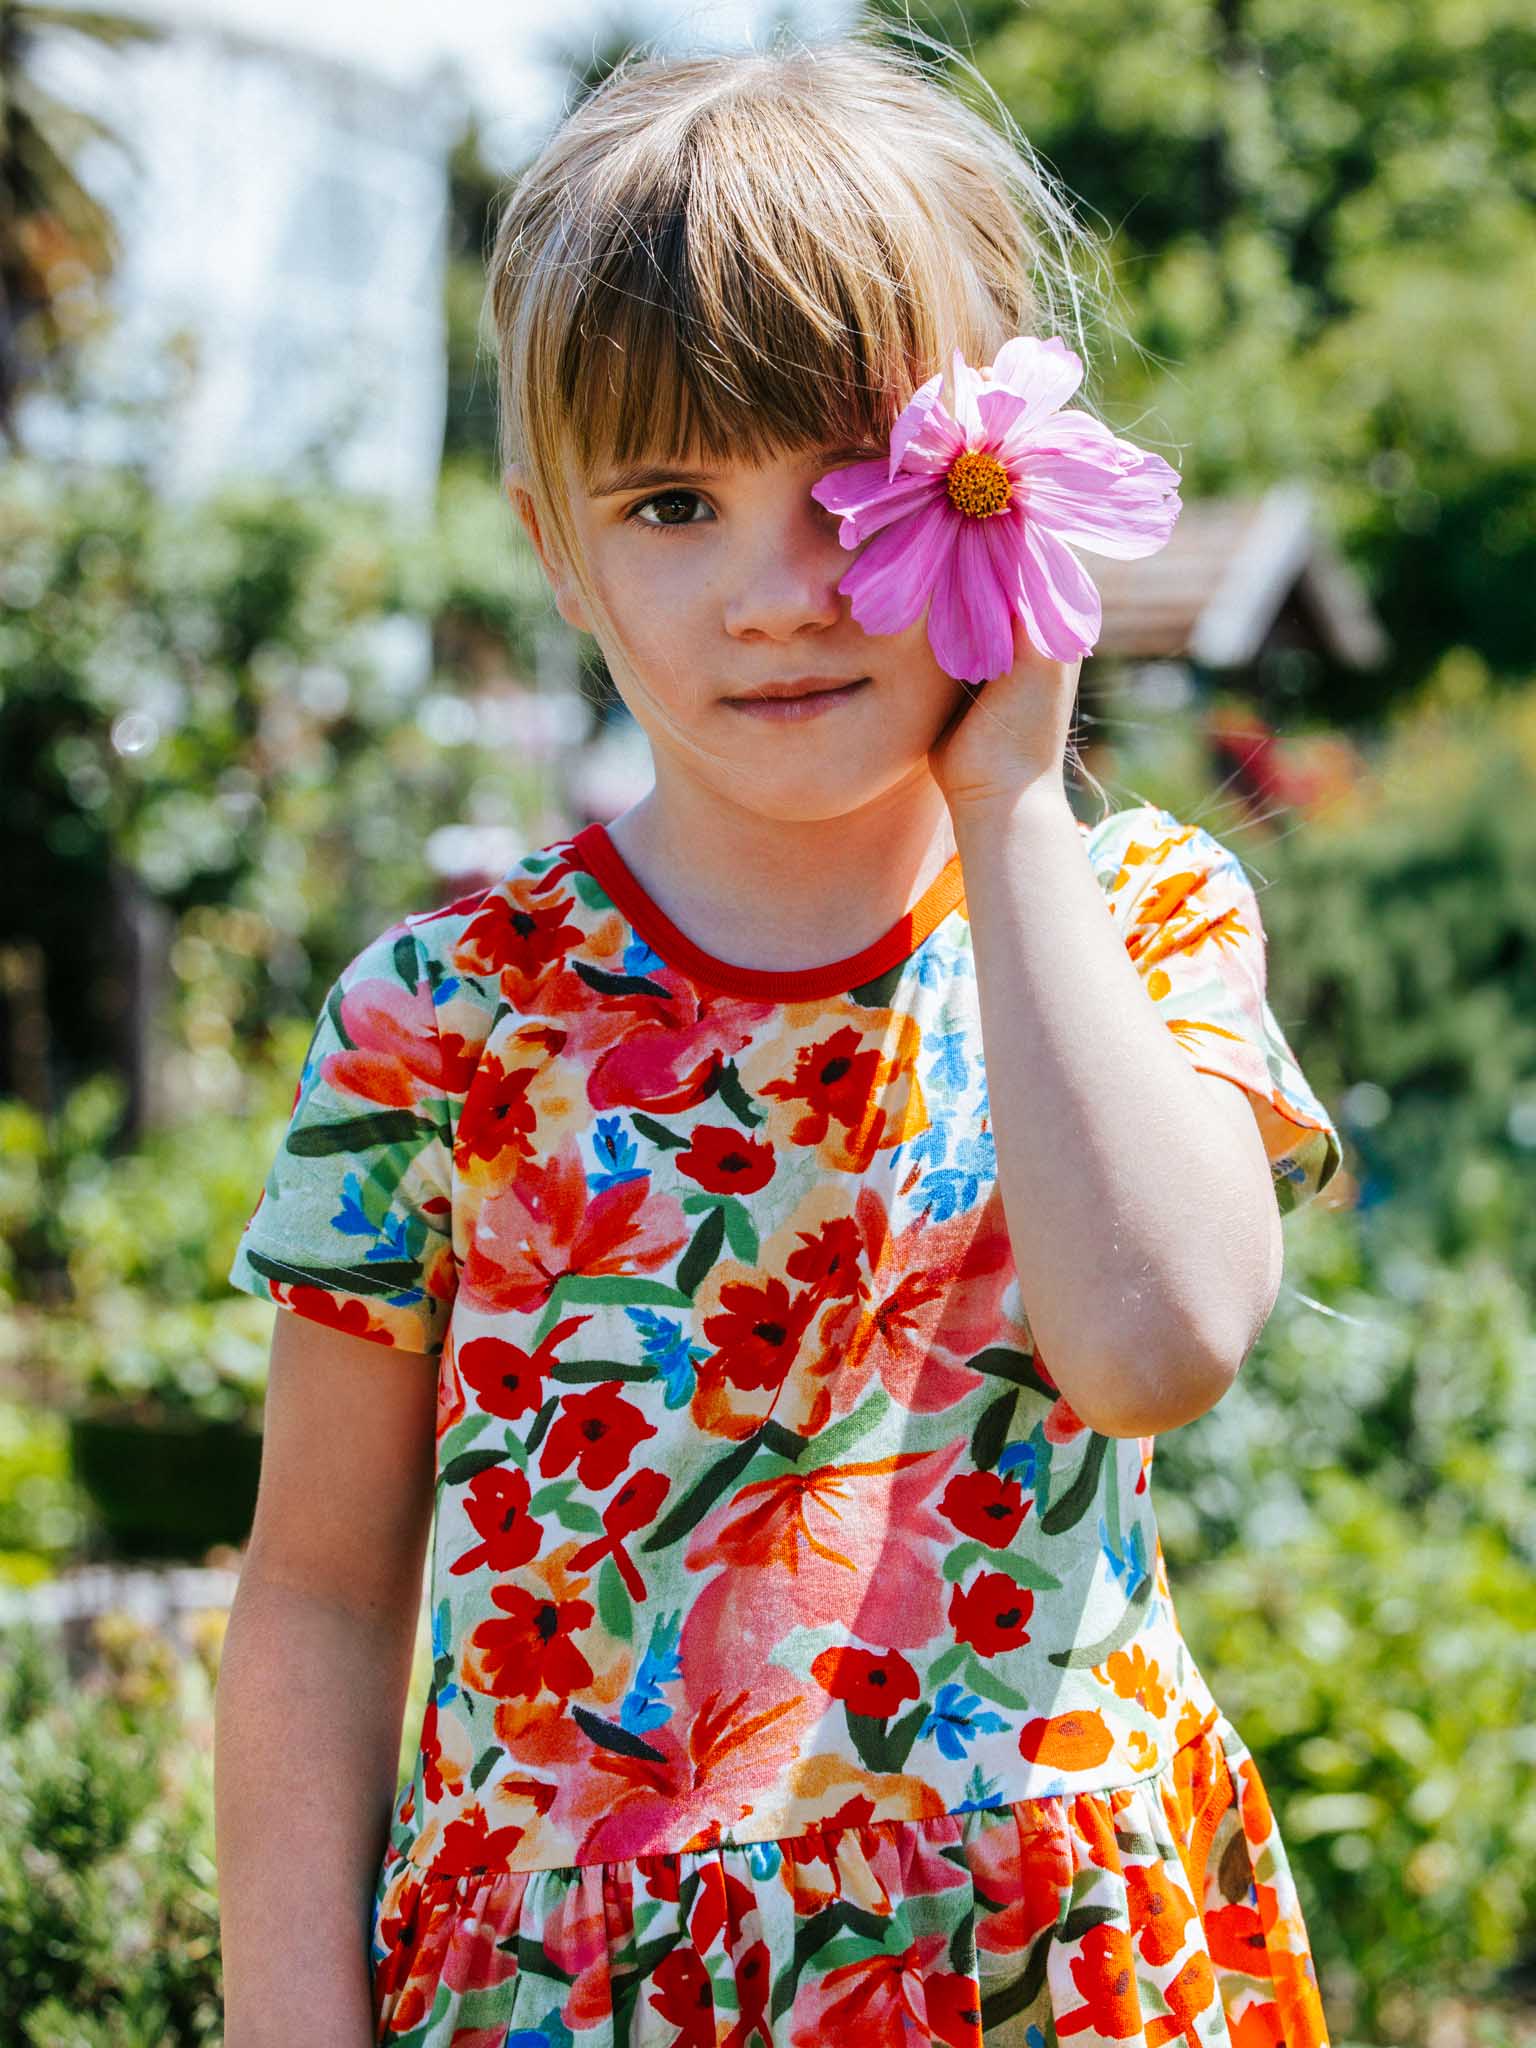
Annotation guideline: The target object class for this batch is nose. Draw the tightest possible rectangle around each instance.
[721,495,848,642]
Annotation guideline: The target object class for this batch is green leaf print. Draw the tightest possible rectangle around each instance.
[573,959,674,999]
[942,1541,1062,1591]
[523,1393,558,1460]
[965,1344,1059,1398]
[979,1933,1051,2030]
[639,1431,764,1552]
[530,1273,693,1350]
[570,1702,667,1761]
[597,1554,633,1639]
[242,1246,419,1298]
[391,932,419,989]
[1048,1568,1156,1669]
[632,1111,690,1150]
[286,1109,435,1156]
[1038,1430,1108,1535]
[469,1744,503,1791]
[680,1191,760,1263]
[847,958,908,1007]
[962,1653,1033,1712]
[547,1357,656,1383]
[713,1058,765,1127]
[769,1901,898,2024]
[845,1698,929,1776]
[437,1413,492,1466]
[554,1497,602,1533]
[802,1385,890,1465]
[927,1641,970,1687]
[676,1203,727,1296]
[440,1444,509,1487]
[970,1387,1018,1471]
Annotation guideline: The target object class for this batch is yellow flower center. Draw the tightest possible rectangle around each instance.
[945,448,1013,519]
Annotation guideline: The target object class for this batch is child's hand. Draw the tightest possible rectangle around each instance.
[927,618,1082,814]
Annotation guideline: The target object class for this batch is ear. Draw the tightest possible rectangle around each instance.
[503,464,593,635]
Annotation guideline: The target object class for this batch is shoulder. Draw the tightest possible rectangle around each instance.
[1078,802,1254,911]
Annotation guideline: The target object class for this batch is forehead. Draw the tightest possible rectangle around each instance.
[581,435,883,498]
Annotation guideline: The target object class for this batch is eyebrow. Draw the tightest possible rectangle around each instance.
[588,443,881,498]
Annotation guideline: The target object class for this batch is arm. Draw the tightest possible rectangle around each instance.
[952,781,1284,1438]
[215,1308,438,2048]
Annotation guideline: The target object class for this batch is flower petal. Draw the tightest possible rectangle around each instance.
[838,491,958,636]
[811,462,947,548]
[1013,518,1103,662]
[887,369,947,481]
[927,515,1016,684]
[985,334,1086,433]
[949,347,985,444]
[1022,444,1182,560]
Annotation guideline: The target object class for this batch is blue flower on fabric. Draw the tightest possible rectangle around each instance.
[626,1306,705,1409]
[1101,1516,1149,1599]
[903,1120,949,1176]
[919,1681,1009,1761]
[953,1762,1005,1813]
[924,1026,971,1100]
[430,1600,459,1708]
[589,1113,649,1193]
[621,1609,683,1733]
[916,1129,996,1223]
[996,1438,1038,1487]
[624,933,669,978]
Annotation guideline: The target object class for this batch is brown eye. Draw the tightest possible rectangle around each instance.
[629,490,709,532]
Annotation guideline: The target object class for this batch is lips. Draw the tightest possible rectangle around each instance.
[730,676,869,702]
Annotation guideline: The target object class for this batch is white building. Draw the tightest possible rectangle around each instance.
[21,16,464,508]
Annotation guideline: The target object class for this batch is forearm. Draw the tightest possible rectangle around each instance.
[952,781,1274,1437]
[215,1571,419,2048]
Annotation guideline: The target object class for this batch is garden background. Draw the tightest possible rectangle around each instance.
[2,1,1534,2043]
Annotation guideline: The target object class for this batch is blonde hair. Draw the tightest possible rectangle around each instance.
[486,24,1120,813]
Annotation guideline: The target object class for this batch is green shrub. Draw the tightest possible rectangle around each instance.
[0,1619,223,2047]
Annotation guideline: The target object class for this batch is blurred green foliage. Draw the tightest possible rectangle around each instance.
[0,457,563,1106]
[0,1617,224,2046]
[866,0,1536,719]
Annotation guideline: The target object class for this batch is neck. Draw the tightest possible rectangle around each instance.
[599,771,960,975]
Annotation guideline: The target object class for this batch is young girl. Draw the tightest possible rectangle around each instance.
[214,31,1344,2048]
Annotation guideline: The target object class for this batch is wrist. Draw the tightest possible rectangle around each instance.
[946,774,1075,841]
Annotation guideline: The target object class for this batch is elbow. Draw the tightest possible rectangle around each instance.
[1061,1331,1244,1440]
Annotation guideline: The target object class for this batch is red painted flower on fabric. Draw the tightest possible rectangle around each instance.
[811,1645,921,1719]
[461,1133,690,1318]
[674,1122,776,1195]
[700,1272,818,1391]
[539,1380,659,1491]
[568,1465,671,1599]
[939,1468,1030,1548]
[449,1461,542,1577]
[456,868,589,1009]
[924,1970,986,2048]
[647,1943,716,2048]
[759,1023,886,1154]
[949,1571,1035,1657]
[432,1800,535,1880]
[456,1312,592,1422]
[470,1581,595,1699]
[784,1213,865,1299]
[455,1048,540,1166]
[279,1282,396,1346]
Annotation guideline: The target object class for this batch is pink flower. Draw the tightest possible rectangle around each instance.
[810,335,1182,679]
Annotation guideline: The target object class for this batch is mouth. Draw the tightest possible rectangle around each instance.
[723,676,872,721]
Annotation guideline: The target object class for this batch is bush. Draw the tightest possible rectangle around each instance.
[0,1617,223,2047]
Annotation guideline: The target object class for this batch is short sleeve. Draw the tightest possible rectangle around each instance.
[1091,804,1344,1216]
[227,918,458,1352]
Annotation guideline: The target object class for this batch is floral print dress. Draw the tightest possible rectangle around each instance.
[228,801,1344,2048]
